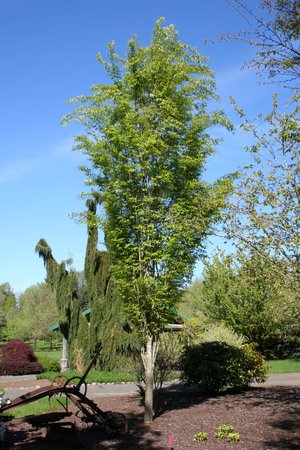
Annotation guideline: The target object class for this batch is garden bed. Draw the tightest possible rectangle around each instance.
[2,384,300,449]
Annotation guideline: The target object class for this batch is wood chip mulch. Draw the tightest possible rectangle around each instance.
[1,385,300,449]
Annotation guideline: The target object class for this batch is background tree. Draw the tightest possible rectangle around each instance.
[199,250,299,354]
[64,18,232,422]
[0,283,17,341]
[221,0,300,91]
[224,98,300,279]
[177,279,211,343]
[11,283,58,350]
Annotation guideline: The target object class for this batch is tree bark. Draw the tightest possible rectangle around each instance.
[60,335,68,372]
[141,334,159,423]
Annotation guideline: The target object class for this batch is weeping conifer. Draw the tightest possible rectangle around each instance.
[35,239,80,368]
[35,197,137,370]
[84,194,138,370]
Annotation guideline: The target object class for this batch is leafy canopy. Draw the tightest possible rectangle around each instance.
[221,0,300,91]
[200,250,299,349]
[225,97,300,276]
[64,18,232,337]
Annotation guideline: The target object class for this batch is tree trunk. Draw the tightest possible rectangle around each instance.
[141,334,159,423]
[60,335,68,372]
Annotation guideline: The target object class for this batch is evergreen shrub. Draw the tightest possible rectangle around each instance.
[180,341,267,394]
[0,339,43,375]
[200,323,244,347]
[37,356,60,373]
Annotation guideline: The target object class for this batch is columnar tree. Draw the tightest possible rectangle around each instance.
[83,193,136,368]
[35,239,79,370]
[83,192,104,310]
[64,18,232,422]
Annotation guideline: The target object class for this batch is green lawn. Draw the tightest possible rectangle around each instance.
[35,350,61,361]
[267,359,300,374]
[1,397,63,419]
[37,368,137,384]
[27,339,62,352]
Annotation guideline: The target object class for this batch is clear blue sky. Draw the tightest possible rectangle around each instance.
[0,0,284,294]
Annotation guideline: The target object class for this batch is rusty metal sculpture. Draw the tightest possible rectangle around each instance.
[0,344,126,434]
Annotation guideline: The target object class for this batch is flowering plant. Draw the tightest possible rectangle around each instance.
[0,387,11,409]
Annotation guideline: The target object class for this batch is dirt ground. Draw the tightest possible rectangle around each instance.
[1,384,300,449]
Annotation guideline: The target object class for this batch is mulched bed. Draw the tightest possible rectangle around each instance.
[1,385,300,449]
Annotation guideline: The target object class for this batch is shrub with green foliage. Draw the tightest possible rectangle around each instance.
[236,343,268,386]
[200,323,244,347]
[180,341,267,394]
[37,356,60,373]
